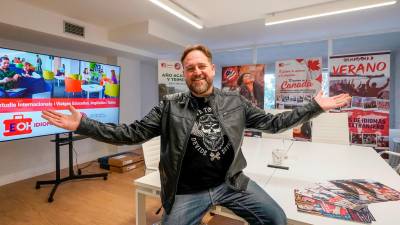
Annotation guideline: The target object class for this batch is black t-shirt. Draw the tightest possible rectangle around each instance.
[177,96,234,194]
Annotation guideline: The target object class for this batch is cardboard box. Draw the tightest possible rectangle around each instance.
[98,152,128,170]
[108,152,144,167]
[110,161,144,173]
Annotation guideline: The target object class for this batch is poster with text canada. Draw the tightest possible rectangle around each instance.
[275,58,323,141]
[329,52,390,149]
[158,60,187,101]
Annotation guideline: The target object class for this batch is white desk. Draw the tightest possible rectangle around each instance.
[265,141,400,225]
[81,84,103,98]
[241,137,286,186]
[134,138,400,225]
[135,171,161,225]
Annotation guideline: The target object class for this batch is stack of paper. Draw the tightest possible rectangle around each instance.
[294,179,400,223]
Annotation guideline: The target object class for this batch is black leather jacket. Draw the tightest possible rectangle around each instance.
[76,88,324,214]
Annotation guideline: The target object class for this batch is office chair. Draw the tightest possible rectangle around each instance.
[65,77,82,97]
[43,70,55,80]
[311,112,350,145]
[379,150,400,174]
[104,82,120,98]
[142,136,161,174]
[389,130,400,168]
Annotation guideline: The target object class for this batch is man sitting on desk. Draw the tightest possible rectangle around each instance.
[0,56,21,98]
[42,44,351,225]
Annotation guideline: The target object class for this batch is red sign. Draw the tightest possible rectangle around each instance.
[329,52,390,149]
[3,115,32,136]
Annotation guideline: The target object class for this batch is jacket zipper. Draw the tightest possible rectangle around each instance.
[172,103,196,199]
[210,98,242,190]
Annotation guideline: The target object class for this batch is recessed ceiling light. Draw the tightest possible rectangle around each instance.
[149,0,203,29]
[265,0,397,26]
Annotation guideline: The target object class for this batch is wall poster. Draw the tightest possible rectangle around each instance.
[329,52,390,149]
[158,60,186,100]
[275,58,323,141]
[222,64,265,137]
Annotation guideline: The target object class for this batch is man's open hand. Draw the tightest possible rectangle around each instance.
[41,105,82,131]
[314,91,352,111]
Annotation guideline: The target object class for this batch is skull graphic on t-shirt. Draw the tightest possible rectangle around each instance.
[198,114,224,151]
[190,106,230,161]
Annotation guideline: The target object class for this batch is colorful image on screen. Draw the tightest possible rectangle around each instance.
[0,47,120,142]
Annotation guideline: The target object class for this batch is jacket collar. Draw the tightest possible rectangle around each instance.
[179,87,220,105]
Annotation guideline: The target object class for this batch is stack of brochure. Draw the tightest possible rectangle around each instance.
[294,179,400,223]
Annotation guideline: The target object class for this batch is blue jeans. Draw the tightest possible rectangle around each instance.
[161,180,287,225]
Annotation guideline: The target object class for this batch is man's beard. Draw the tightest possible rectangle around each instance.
[187,77,212,95]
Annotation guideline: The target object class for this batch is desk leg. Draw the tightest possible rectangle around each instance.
[136,190,147,225]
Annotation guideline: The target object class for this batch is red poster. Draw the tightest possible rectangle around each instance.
[222,64,265,109]
[329,52,390,149]
[222,64,265,137]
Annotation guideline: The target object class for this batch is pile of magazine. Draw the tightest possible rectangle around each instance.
[294,179,400,223]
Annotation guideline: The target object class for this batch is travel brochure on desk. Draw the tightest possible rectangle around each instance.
[0,47,120,142]
[294,179,400,223]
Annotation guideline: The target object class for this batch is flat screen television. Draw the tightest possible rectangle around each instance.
[0,46,120,142]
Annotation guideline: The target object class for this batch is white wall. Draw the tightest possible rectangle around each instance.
[140,61,158,116]
[214,64,222,89]
[115,57,151,152]
[392,50,400,128]
[117,57,142,123]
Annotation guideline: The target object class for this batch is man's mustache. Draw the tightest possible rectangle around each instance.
[191,75,206,81]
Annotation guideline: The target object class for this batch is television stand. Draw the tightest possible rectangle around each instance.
[35,132,108,202]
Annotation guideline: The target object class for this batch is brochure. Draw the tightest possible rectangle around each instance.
[294,179,400,223]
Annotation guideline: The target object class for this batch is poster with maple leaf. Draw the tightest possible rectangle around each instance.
[275,57,322,141]
[329,52,390,149]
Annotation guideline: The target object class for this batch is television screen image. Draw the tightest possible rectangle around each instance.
[0,47,120,142]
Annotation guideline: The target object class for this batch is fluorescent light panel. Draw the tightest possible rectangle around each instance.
[265,0,397,26]
[149,0,203,29]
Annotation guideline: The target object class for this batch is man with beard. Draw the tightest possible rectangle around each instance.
[42,44,351,225]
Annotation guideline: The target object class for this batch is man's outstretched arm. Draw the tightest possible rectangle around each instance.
[244,91,351,133]
[42,104,162,145]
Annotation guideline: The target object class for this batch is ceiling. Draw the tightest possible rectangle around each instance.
[11,0,400,57]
